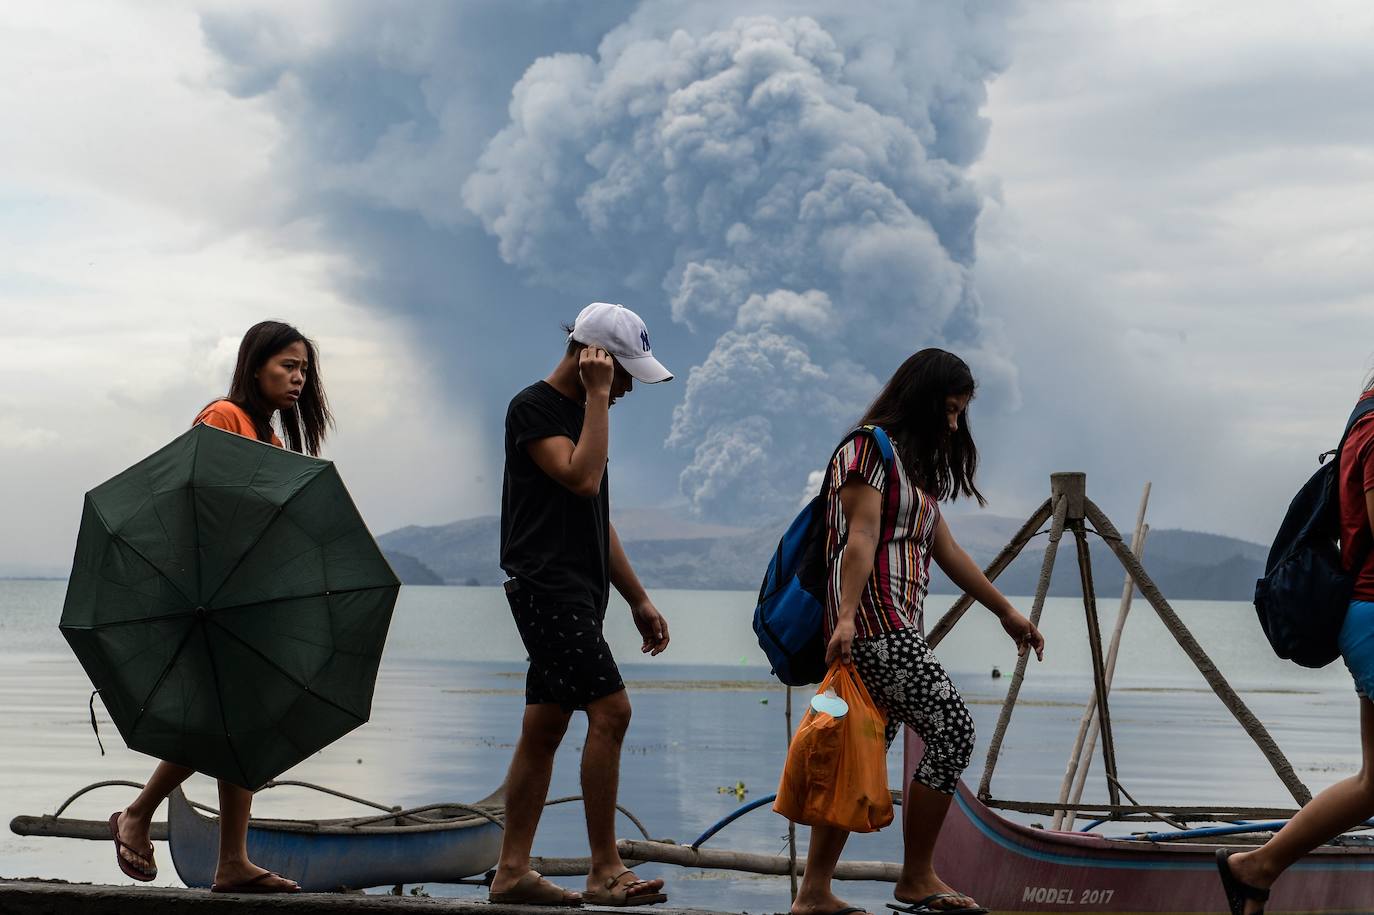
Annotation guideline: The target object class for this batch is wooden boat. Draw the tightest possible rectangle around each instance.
[909,475,1374,912]
[166,785,503,892]
[923,774,1374,913]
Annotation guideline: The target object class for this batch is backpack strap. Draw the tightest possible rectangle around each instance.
[816,425,897,500]
[859,424,897,474]
[1337,398,1374,573]
[1321,397,1374,466]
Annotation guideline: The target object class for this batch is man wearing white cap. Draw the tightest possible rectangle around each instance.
[491,303,673,907]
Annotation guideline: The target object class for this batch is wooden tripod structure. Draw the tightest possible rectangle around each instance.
[926,472,1313,823]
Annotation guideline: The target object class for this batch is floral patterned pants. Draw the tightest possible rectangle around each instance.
[852,627,975,795]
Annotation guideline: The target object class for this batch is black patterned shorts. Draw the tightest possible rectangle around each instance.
[852,627,976,795]
[506,585,624,711]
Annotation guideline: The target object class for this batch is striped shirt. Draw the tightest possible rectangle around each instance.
[823,429,941,640]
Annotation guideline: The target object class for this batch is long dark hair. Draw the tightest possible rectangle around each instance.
[855,348,984,505]
[219,321,331,456]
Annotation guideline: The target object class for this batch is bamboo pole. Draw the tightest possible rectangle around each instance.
[978,491,1069,800]
[927,498,1053,649]
[1053,481,1149,830]
[1083,499,1313,806]
[1070,522,1120,807]
[1058,523,1149,830]
[8,815,169,841]
[785,685,797,901]
[616,839,901,882]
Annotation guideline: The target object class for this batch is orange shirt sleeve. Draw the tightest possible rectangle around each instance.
[195,401,249,436]
[194,400,283,447]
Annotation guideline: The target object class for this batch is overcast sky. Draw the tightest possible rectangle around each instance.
[3,1,1372,574]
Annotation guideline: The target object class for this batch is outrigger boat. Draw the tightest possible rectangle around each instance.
[915,474,1374,912]
[11,777,664,892]
[931,778,1374,912]
[166,784,503,892]
[11,778,504,892]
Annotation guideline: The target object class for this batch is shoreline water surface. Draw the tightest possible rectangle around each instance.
[1,581,1363,910]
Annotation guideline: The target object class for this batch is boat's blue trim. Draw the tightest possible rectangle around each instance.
[1130,819,1374,843]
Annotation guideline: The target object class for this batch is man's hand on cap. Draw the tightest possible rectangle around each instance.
[578,347,615,397]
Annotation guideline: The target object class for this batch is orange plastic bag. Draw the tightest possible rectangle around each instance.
[773,661,893,833]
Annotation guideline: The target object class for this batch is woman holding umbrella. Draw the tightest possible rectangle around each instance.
[108,320,330,893]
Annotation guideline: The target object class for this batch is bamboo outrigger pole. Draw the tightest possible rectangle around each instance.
[1084,499,1312,806]
[1054,483,1150,830]
[927,498,1053,648]
[940,472,1311,815]
[977,477,1071,800]
[785,685,798,901]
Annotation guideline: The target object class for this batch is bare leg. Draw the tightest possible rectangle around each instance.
[116,760,194,873]
[490,702,573,895]
[1228,698,1374,914]
[893,781,975,908]
[791,823,869,915]
[582,689,663,898]
[212,780,298,891]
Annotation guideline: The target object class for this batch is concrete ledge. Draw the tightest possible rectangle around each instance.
[0,880,742,915]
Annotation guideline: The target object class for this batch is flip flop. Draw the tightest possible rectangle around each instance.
[107,812,156,882]
[1216,848,1269,915]
[489,870,583,907]
[888,894,989,914]
[582,869,668,906]
[210,871,301,894]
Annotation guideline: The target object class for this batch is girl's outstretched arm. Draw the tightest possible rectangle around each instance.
[931,517,1045,660]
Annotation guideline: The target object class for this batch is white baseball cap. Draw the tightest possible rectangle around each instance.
[569,302,673,384]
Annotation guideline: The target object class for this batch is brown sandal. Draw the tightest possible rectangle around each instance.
[583,870,668,907]
[108,812,156,882]
[489,870,583,907]
[210,871,301,894]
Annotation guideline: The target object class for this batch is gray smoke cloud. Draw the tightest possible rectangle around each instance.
[464,8,1017,520]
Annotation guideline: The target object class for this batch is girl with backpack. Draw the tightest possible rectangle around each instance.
[790,349,1044,915]
[1217,377,1374,915]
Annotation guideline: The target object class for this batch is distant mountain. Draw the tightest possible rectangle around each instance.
[924,531,1265,601]
[379,516,500,585]
[382,551,444,586]
[377,510,1269,600]
[609,507,752,542]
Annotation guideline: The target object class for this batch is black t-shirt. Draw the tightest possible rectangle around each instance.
[500,381,610,612]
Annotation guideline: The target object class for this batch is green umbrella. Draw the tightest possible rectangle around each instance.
[60,423,400,789]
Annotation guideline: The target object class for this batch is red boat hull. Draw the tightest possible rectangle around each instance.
[905,731,1374,913]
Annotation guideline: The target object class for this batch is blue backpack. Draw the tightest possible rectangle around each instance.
[1255,397,1374,668]
[754,426,895,686]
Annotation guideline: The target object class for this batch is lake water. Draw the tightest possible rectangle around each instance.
[0,580,1364,912]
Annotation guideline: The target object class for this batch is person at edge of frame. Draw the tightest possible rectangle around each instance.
[1218,370,1374,915]
[489,302,675,908]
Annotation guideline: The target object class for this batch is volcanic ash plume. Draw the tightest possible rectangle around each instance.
[465,11,1015,520]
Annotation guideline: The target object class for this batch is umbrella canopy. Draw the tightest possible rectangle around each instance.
[60,423,400,789]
